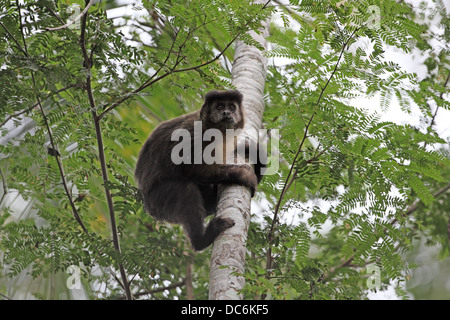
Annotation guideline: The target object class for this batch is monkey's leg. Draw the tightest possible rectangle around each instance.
[198,183,218,216]
[184,214,235,251]
[151,181,232,250]
[179,183,234,251]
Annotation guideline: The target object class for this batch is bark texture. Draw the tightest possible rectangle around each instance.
[208,4,269,300]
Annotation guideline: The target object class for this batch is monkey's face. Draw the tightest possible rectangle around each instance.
[200,90,244,131]
[206,100,243,130]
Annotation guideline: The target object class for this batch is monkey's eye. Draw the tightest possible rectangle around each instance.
[216,104,224,110]
[228,104,236,111]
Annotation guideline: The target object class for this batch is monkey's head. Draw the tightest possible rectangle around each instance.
[200,90,244,131]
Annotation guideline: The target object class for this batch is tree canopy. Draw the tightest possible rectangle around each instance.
[0,0,449,300]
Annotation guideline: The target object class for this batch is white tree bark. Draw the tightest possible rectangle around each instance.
[209,3,270,300]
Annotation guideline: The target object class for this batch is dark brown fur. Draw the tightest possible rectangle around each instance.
[134,90,261,251]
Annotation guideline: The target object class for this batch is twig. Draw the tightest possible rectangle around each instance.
[0,169,7,205]
[96,0,272,120]
[421,70,450,149]
[392,182,450,225]
[278,149,327,202]
[124,279,186,299]
[97,32,233,120]
[431,70,450,126]
[326,181,450,280]
[45,0,95,31]
[13,0,88,233]
[78,3,132,300]
[0,292,11,300]
[0,21,28,56]
[264,26,361,283]
[0,85,79,128]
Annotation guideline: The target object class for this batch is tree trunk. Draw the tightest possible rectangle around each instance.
[208,2,270,300]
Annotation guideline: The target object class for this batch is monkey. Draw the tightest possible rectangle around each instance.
[134,90,264,251]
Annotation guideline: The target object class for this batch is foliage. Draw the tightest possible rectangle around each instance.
[0,0,449,300]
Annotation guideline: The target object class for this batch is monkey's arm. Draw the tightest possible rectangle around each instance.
[235,139,267,184]
[183,164,258,196]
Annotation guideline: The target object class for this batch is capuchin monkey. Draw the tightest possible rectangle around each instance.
[135,90,264,251]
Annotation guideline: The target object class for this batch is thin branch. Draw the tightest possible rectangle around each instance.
[13,0,88,233]
[0,292,11,300]
[0,85,79,128]
[0,21,28,56]
[185,255,195,300]
[278,149,327,201]
[78,2,132,300]
[123,279,186,299]
[43,3,66,26]
[272,0,314,26]
[0,169,7,205]
[45,0,95,31]
[326,181,450,279]
[275,26,361,216]
[264,26,361,282]
[96,30,179,120]
[429,71,450,130]
[393,181,450,224]
[98,29,239,120]
[423,70,450,150]
[96,0,272,121]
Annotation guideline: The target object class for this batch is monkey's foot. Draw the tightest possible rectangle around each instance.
[192,217,235,251]
[210,217,235,233]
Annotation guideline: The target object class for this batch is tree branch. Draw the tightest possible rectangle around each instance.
[393,182,450,224]
[424,70,450,149]
[264,26,362,280]
[209,0,272,300]
[0,85,79,128]
[429,71,450,129]
[13,0,88,233]
[123,279,186,299]
[96,1,271,121]
[0,20,28,56]
[97,32,235,121]
[78,1,132,300]
[45,0,95,31]
[326,181,450,279]
[0,169,7,205]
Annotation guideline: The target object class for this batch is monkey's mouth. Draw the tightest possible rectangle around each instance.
[222,117,234,123]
